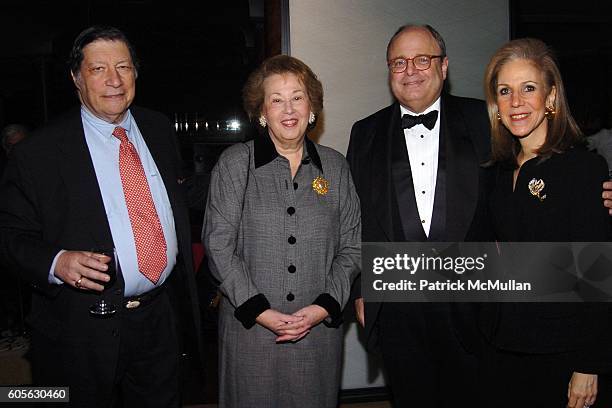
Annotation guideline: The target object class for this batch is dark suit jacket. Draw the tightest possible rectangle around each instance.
[481,148,611,372]
[0,106,201,371]
[347,93,493,352]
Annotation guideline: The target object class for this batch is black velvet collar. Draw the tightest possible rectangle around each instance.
[254,132,323,172]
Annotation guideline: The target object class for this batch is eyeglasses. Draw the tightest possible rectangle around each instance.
[387,55,443,73]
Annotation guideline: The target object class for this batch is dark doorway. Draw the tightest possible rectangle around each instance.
[511,0,612,133]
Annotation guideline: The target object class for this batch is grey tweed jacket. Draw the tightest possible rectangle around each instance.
[203,134,361,408]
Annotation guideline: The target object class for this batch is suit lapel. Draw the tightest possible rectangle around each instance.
[441,95,479,241]
[131,109,192,275]
[428,106,447,241]
[390,105,428,242]
[132,109,180,209]
[56,110,114,248]
[370,104,400,242]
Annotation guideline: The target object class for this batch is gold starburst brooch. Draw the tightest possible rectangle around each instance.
[312,176,329,195]
[528,178,546,201]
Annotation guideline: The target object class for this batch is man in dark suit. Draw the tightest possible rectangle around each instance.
[0,26,201,407]
[347,24,492,407]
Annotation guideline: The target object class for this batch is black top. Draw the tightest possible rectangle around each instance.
[491,147,609,242]
[485,146,611,371]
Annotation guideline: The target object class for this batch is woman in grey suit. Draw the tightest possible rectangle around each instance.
[203,55,361,408]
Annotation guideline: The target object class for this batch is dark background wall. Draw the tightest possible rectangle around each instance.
[1,0,610,134]
[511,0,612,133]
[0,0,265,130]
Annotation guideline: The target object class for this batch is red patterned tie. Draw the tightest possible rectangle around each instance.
[113,126,167,284]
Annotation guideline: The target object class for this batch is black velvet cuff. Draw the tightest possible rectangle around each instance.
[313,293,342,328]
[234,293,270,329]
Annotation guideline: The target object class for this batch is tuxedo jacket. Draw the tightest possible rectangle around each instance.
[0,106,201,365]
[347,93,493,352]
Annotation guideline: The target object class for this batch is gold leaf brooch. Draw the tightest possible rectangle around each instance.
[312,176,329,195]
[528,178,546,201]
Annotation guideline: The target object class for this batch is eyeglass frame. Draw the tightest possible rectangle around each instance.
[387,55,444,73]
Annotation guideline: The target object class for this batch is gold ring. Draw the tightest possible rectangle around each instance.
[75,277,83,289]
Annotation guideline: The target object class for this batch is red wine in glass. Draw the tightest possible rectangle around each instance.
[89,248,118,316]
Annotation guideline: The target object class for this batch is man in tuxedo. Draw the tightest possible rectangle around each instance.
[0,26,201,407]
[347,24,492,407]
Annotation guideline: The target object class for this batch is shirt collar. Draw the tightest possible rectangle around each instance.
[400,96,441,117]
[81,106,133,139]
[254,133,323,172]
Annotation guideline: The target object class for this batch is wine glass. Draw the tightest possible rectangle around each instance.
[89,248,118,316]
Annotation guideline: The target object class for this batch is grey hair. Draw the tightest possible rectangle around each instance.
[386,24,447,59]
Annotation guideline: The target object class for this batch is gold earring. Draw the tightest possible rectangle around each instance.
[258,116,267,127]
[308,111,315,125]
[544,106,556,120]
[496,112,502,121]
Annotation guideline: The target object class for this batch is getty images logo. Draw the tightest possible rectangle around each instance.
[372,252,488,275]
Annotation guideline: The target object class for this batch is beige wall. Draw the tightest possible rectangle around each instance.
[289,0,509,155]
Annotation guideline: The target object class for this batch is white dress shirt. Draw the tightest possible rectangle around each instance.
[400,97,441,237]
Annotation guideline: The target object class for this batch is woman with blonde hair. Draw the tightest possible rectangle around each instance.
[481,38,610,407]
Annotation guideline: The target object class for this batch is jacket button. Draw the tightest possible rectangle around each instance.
[288,265,296,273]
[288,236,296,244]
[287,207,295,215]
[115,289,122,295]
[293,182,298,190]
[286,293,295,301]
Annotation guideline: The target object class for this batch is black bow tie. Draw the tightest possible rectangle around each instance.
[401,110,439,130]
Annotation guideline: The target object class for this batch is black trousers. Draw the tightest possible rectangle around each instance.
[30,291,180,408]
[378,303,480,408]
[596,374,612,407]
[481,342,574,407]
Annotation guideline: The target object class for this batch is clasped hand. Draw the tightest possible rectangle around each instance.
[256,305,328,343]
[567,372,597,408]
